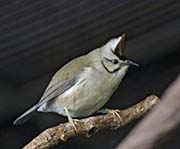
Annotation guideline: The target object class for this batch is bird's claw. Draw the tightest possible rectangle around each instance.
[64,107,79,133]
[108,109,123,125]
[68,118,79,133]
[97,109,123,124]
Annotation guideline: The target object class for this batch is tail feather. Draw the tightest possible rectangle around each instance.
[13,105,38,125]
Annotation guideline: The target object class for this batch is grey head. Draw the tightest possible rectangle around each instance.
[88,33,139,76]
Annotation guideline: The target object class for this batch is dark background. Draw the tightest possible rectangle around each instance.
[0,0,180,148]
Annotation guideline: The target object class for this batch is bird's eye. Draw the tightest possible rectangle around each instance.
[111,59,119,64]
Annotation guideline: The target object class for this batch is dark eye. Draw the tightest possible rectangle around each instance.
[111,59,119,64]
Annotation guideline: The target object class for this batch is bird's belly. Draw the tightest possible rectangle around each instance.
[40,74,116,118]
[56,79,113,118]
[69,91,110,118]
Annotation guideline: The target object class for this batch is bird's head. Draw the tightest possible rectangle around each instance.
[88,33,138,77]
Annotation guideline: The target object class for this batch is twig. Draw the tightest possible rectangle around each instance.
[23,95,159,149]
[116,75,180,149]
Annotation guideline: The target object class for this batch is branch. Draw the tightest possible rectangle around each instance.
[116,75,180,149]
[23,95,159,149]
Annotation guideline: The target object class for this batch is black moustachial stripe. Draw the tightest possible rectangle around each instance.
[101,59,120,73]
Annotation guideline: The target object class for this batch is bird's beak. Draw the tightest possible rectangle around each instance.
[124,60,139,67]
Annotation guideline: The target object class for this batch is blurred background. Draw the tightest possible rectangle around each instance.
[0,0,180,148]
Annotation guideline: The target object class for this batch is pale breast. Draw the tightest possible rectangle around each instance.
[39,67,119,118]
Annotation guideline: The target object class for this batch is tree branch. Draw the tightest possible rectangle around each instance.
[116,75,180,149]
[23,95,159,149]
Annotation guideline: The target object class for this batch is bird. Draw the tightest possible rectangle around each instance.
[13,33,138,130]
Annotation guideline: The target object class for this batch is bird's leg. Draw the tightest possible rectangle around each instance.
[64,108,79,133]
[97,108,123,124]
[96,108,109,114]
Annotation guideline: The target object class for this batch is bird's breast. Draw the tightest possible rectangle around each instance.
[46,68,121,117]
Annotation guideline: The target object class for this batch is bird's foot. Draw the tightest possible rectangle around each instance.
[97,108,123,124]
[68,117,79,133]
[64,108,79,133]
[108,109,122,121]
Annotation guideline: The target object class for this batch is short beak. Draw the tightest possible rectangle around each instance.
[124,60,139,67]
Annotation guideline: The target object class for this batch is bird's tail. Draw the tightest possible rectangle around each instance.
[13,104,38,125]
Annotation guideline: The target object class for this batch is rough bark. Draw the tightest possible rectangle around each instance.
[23,95,159,149]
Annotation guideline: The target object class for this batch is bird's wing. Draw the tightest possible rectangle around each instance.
[37,56,90,107]
[37,76,77,107]
[13,75,79,125]
[13,56,91,125]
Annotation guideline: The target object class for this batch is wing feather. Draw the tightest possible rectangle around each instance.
[38,56,90,106]
[13,55,90,125]
[37,76,77,107]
